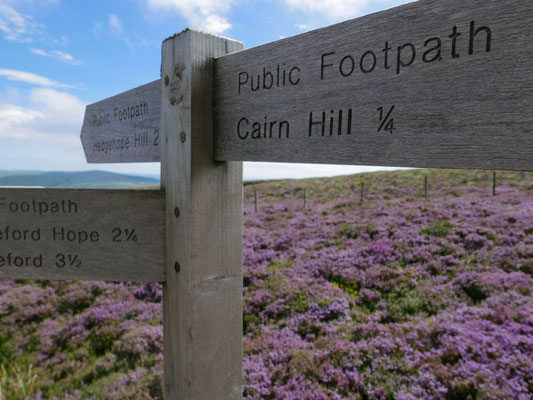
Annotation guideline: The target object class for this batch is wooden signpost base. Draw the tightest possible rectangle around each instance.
[160,30,244,400]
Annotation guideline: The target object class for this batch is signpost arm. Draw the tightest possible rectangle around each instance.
[160,30,244,400]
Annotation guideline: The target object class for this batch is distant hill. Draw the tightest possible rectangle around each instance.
[0,170,159,189]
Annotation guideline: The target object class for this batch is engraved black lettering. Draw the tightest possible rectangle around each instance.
[269,121,276,138]
[238,72,248,93]
[237,118,249,140]
[289,67,300,85]
[251,122,261,139]
[279,121,289,139]
[250,75,260,92]
[68,200,78,214]
[53,227,64,241]
[469,21,491,55]
[321,52,335,79]
[383,42,392,70]
[396,43,416,74]
[423,37,442,63]
[449,25,462,59]
[56,253,65,268]
[263,117,268,139]
[263,68,273,89]
[309,111,326,137]
[360,50,377,73]
[53,227,99,244]
[339,55,355,77]
[112,228,121,242]
[0,253,41,267]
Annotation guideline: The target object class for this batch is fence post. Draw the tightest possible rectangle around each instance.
[160,30,243,400]
[493,172,497,196]
[360,182,364,204]
[424,175,428,200]
[303,188,307,209]
[254,186,258,213]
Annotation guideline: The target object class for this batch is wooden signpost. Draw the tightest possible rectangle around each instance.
[213,0,533,170]
[80,80,161,163]
[0,188,165,281]
[159,31,243,399]
[2,0,533,399]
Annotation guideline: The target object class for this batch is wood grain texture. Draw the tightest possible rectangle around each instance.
[81,80,161,163]
[160,30,243,400]
[214,0,533,171]
[0,188,165,282]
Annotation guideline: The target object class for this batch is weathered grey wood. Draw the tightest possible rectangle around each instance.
[214,0,533,171]
[0,188,165,281]
[160,30,243,400]
[81,80,161,163]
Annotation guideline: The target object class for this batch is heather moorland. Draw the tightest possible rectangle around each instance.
[0,169,531,399]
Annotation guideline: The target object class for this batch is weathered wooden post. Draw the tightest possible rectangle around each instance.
[303,188,307,209]
[493,172,497,196]
[254,186,258,213]
[424,175,428,200]
[160,30,243,399]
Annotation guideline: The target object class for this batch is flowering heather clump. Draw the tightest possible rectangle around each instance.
[1,169,532,399]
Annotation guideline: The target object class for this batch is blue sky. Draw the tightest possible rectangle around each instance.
[0,0,412,180]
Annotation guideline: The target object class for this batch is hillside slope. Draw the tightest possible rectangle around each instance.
[0,170,159,188]
[0,169,531,399]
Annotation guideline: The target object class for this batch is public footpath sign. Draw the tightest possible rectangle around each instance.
[81,80,160,163]
[0,188,165,282]
[81,0,533,170]
[3,1,533,400]
[213,0,533,170]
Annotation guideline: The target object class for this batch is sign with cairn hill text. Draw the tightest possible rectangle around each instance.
[213,0,533,171]
[81,80,161,163]
[0,188,165,282]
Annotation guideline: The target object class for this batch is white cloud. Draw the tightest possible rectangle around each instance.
[296,23,311,30]
[30,48,81,65]
[146,0,234,34]
[0,3,39,42]
[30,48,46,56]
[202,14,231,34]
[30,88,85,125]
[0,87,85,146]
[283,0,369,21]
[0,68,74,88]
[109,13,123,35]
